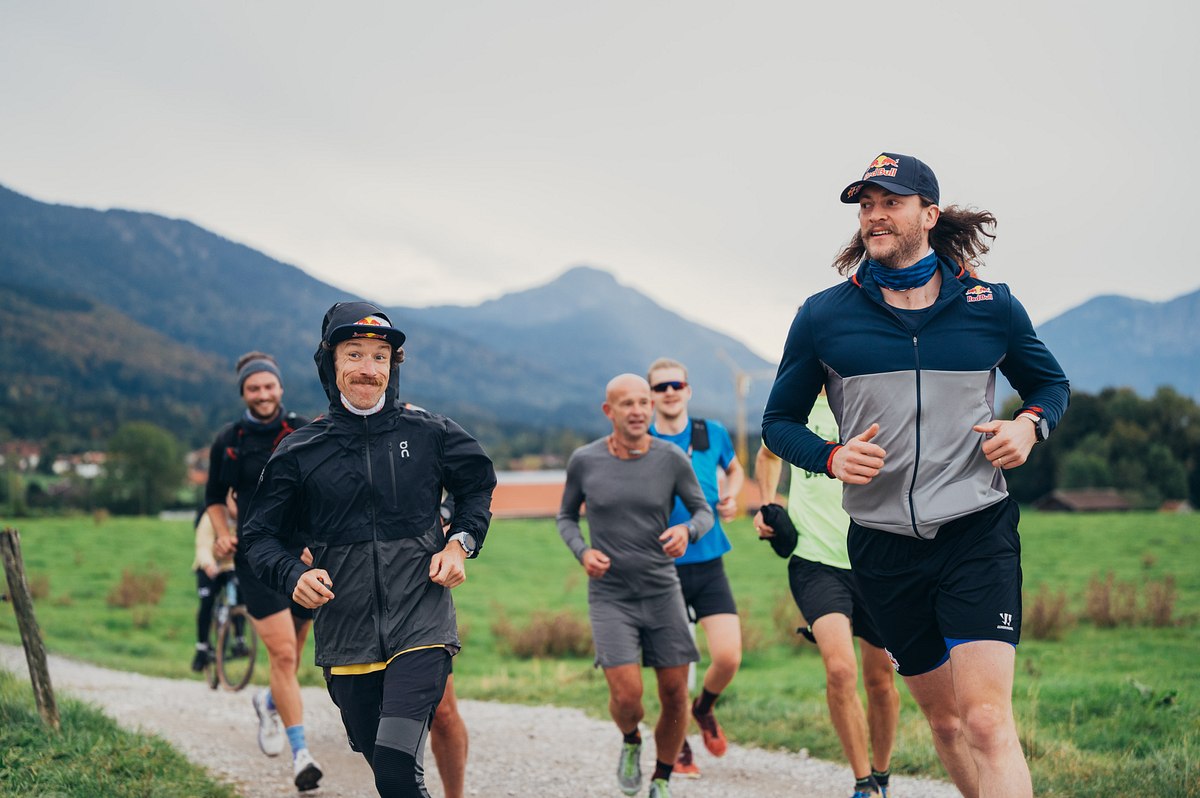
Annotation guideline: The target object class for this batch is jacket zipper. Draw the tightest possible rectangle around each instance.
[909,334,925,538]
[865,268,957,539]
[362,416,388,661]
[387,441,398,504]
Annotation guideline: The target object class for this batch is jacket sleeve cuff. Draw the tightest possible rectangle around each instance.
[283,561,309,599]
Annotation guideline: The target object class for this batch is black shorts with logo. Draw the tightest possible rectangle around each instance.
[786,556,885,649]
[847,497,1022,677]
[676,557,738,621]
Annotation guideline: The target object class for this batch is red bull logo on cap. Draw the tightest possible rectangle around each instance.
[351,315,390,338]
[965,285,993,303]
[862,154,900,181]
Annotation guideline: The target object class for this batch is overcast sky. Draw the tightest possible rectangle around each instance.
[3,2,1196,361]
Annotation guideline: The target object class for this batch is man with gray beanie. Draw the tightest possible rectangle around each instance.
[204,351,322,791]
[242,302,496,798]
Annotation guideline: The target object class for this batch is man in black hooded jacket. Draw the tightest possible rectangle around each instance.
[242,301,496,798]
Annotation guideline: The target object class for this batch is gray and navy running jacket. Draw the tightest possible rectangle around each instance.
[762,257,1068,539]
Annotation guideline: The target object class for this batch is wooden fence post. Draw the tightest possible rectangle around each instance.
[0,527,60,730]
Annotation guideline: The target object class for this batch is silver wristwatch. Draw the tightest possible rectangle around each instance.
[448,531,477,557]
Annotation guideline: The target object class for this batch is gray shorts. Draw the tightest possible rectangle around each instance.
[589,590,700,669]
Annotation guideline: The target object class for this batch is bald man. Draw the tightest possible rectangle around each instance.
[557,374,714,798]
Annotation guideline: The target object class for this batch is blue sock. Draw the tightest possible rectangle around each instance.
[286,725,307,757]
[265,689,276,712]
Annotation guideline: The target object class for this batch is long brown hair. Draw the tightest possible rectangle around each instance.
[832,201,998,276]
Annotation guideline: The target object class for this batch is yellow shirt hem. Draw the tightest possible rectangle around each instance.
[329,644,448,676]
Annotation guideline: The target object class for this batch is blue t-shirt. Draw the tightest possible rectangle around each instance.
[650,418,736,564]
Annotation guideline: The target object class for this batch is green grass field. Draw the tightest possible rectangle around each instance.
[0,668,236,798]
[1,511,1197,797]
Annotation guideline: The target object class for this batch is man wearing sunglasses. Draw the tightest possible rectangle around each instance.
[645,358,745,779]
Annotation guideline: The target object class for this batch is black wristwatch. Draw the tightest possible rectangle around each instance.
[1018,411,1050,443]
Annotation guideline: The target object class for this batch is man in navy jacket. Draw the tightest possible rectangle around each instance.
[763,152,1068,798]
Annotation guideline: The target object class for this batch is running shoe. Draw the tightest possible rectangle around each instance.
[673,739,701,779]
[851,779,883,798]
[252,688,285,757]
[691,697,728,757]
[292,747,323,792]
[648,777,672,798]
[617,742,642,796]
[190,645,212,673]
[230,637,250,658]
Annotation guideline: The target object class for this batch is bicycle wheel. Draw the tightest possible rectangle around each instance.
[203,616,220,690]
[215,605,257,691]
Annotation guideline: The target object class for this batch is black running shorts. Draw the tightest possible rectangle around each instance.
[676,557,738,621]
[326,647,451,763]
[786,556,885,649]
[847,497,1022,677]
[234,554,315,622]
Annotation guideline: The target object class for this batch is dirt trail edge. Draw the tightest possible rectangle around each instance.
[1,644,960,797]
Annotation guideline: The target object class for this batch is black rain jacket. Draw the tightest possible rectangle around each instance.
[241,306,496,667]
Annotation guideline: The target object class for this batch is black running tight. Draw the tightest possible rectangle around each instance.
[326,647,451,798]
[194,569,232,644]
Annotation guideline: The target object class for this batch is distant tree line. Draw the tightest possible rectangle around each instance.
[3,422,187,517]
[1003,386,1200,508]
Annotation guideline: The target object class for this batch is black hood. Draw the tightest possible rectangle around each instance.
[314,301,404,411]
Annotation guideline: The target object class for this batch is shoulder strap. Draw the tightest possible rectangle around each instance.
[220,421,244,461]
[690,418,710,453]
[273,412,303,450]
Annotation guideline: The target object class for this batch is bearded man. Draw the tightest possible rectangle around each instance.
[762,152,1069,798]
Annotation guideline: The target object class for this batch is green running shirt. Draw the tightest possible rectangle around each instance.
[786,395,851,570]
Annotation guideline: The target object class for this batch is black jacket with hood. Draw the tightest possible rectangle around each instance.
[241,302,497,668]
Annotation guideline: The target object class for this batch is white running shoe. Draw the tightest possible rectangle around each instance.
[293,747,323,792]
[252,688,285,757]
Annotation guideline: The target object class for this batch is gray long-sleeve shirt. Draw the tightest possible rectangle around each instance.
[557,437,714,601]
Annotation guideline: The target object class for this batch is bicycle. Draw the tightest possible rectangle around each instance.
[203,576,258,691]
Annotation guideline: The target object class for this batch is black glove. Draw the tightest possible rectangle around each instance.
[757,503,798,559]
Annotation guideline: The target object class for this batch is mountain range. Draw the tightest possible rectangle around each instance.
[1034,291,1200,402]
[0,184,773,454]
[1,183,1196,456]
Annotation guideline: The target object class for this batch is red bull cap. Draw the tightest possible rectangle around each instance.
[322,301,406,348]
[840,151,940,205]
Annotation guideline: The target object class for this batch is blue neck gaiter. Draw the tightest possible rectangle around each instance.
[867,250,939,291]
[242,408,283,430]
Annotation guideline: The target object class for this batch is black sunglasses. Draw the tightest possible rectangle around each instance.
[651,381,688,393]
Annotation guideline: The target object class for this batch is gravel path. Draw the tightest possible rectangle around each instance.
[2,644,960,797]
